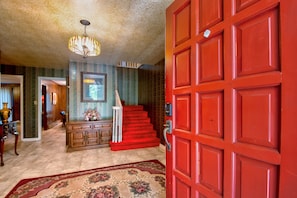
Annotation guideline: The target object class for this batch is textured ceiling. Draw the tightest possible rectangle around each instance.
[0,0,173,69]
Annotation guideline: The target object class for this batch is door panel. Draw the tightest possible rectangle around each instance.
[176,49,191,87]
[236,0,260,12]
[235,155,278,198]
[199,34,223,82]
[176,179,191,198]
[199,0,223,31]
[175,3,191,46]
[200,145,223,194]
[199,92,223,137]
[166,0,297,197]
[175,137,191,177]
[175,94,191,130]
[236,8,279,76]
[236,87,280,148]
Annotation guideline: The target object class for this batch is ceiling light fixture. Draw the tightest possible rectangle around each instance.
[68,19,101,58]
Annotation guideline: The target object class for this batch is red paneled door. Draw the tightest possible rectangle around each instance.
[165,0,297,197]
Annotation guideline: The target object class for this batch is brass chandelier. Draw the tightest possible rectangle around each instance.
[68,19,101,58]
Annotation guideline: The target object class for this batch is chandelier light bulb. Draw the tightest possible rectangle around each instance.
[68,20,101,58]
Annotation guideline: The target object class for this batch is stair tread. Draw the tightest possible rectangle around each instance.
[110,137,160,145]
[122,129,154,132]
[123,137,159,142]
[123,106,144,111]
[110,142,160,151]
[123,125,153,128]
[123,133,157,138]
[123,114,149,117]
[123,129,156,133]
[123,121,150,124]
[123,119,150,123]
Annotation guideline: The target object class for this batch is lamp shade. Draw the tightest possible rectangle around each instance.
[68,35,101,58]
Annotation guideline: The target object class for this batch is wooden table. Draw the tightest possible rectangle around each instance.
[0,121,19,166]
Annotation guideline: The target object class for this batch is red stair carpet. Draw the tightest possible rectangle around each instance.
[110,105,160,151]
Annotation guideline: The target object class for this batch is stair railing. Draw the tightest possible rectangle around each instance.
[112,90,123,142]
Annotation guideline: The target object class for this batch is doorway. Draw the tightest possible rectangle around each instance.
[0,74,24,140]
[42,85,48,130]
[38,77,67,140]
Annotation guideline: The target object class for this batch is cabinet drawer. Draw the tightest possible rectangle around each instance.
[71,131,85,147]
[67,120,112,151]
[93,123,112,129]
[85,131,99,145]
[67,124,92,130]
[100,129,111,144]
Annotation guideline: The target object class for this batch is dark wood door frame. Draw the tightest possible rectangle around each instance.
[42,85,48,130]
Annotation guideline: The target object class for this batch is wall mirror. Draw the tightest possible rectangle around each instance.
[81,72,107,102]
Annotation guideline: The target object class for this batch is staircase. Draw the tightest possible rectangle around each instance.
[110,105,160,151]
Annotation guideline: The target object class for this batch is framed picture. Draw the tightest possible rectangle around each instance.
[52,92,57,105]
[81,72,107,102]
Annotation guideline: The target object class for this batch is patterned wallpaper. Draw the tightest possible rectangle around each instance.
[2,62,139,138]
[117,67,138,105]
[138,60,165,144]
[68,62,138,121]
[1,65,67,138]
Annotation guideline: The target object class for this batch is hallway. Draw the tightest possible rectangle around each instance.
[0,123,165,197]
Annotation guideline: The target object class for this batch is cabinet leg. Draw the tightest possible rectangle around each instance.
[14,133,19,155]
[0,138,4,166]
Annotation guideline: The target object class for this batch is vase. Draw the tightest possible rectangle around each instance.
[0,102,11,123]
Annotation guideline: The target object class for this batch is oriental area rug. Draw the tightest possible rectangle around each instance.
[6,160,165,198]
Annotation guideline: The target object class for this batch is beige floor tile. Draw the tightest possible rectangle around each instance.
[0,122,165,197]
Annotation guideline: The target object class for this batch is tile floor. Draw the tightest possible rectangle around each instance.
[0,123,166,197]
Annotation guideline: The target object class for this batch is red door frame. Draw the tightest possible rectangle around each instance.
[279,0,297,196]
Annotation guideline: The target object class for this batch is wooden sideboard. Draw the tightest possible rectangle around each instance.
[66,120,112,152]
